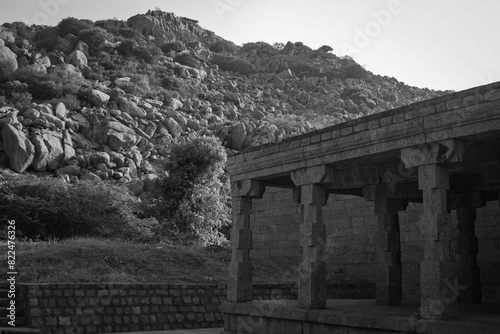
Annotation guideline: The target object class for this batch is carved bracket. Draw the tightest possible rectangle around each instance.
[231,179,265,198]
[401,139,465,169]
[291,165,335,187]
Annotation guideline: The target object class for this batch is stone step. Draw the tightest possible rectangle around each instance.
[0,327,41,334]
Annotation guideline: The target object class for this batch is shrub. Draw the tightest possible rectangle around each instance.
[141,137,230,246]
[160,41,184,54]
[57,17,94,37]
[241,41,279,56]
[11,66,88,100]
[211,54,256,75]
[116,39,138,57]
[317,45,333,53]
[209,40,238,54]
[78,27,114,55]
[0,172,152,241]
[174,52,199,68]
[343,63,369,79]
[340,56,369,79]
[288,62,321,77]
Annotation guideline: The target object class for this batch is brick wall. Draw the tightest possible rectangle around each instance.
[252,187,500,303]
[17,282,374,334]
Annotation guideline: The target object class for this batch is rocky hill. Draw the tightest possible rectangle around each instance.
[0,10,450,195]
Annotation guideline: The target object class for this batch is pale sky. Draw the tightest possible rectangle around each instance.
[0,0,499,92]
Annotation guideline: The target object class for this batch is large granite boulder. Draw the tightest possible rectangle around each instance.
[1,124,34,172]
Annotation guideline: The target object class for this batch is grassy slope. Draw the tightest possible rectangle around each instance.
[7,238,294,284]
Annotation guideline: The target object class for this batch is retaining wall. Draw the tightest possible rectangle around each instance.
[18,282,374,334]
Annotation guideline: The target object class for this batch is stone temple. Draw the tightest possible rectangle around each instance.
[220,82,500,333]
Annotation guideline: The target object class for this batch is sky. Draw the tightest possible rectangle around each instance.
[0,0,499,92]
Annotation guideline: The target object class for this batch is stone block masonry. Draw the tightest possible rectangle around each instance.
[17,282,373,334]
[252,188,500,303]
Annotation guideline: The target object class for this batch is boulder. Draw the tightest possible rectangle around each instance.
[56,165,81,177]
[115,96,147,118]
[108,132,137,150]
[169,98,184,110]
[90,152,110,167]
[66,50,88,69]
[230,122,247,150]
[1,124,35,172]
[80,172,102,182]
[165,110,187,129]
[88,89,110,107]
[34,131,71,171]
[0,26,15,44]
[127,178,144,196]
[0,45,18,79]
[163,118,182,138]
[74,41,90,57]
[54,102,68,119]
[109,151,126,168]
[129,146,143,168]
[31,133,49,171]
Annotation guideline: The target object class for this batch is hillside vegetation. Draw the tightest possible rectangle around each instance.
[0,10,451,252]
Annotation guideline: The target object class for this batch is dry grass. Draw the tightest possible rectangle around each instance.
[7,238,295,284]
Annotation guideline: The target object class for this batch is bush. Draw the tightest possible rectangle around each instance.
[57,17,94,37]
[78,27,114,55]
[160,42,184,54]
[241,41,279,56]
[174,52,199,68]
[211,54,256,75]
[141,137,230,246]
[209,40,238,54]
[11,66,88,100]
[0,172,153,241]
[341,56,369,79]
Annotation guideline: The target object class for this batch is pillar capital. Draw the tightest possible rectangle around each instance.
[231,179,265,198]
[401,139,465,169]
[291,165,335,186]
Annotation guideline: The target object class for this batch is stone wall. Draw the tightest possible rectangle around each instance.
[18,282,374,334]
[252,187,500,303]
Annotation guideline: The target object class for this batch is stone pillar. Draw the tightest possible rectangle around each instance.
[418,164,457,319]
[374,183,405,305]
[401,140,464,320]
[456,206,481,303]
[227,180,265,303]
[291,166,333,309]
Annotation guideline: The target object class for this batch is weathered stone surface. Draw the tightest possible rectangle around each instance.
[418,164,457,320]
[88,89,110,107]
[115,96,147,118]
[0,45,18,79]
[1,124,34,172]
[229,123,247,150]
[66,50,88,69]
[108,132,137,150]
[163,118,182,138]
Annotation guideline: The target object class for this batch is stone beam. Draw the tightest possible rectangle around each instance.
[227,180,265,303]
[291,167,330,309]
[291,165,335,186]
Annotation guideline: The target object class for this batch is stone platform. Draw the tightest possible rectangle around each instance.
[220,299,500,334]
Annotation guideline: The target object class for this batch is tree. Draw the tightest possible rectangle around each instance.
[142,136,230,246]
